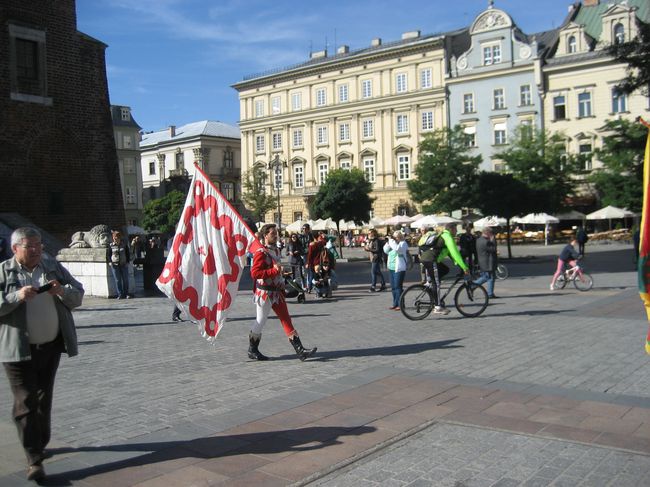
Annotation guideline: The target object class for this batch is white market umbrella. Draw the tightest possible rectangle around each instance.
[323,218,338,231]
[285,219,304,233]
[513,213,559,246]
[410,214,461,229]
[473,216,507,229]
[338,220,359,231]
[586,205,635,230]
[555,210,586,221]
[367,217,385,228]
[382,215,414,226]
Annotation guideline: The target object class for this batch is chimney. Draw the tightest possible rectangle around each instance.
[337,45,349,55]
[582,0,599,6]
[402,30,421,40]
[169,125,176,137]
[371,37,382,47]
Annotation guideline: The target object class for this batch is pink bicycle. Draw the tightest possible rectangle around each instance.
[553,264,593,291]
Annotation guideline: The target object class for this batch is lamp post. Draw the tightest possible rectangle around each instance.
[268,154,286,229]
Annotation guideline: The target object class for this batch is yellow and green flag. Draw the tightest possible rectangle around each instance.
[637,117,650,354]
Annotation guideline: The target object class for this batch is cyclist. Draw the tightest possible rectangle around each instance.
[419,223,469,314]
[550,237,579,290]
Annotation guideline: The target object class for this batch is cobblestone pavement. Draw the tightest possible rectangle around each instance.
[0,242,648,485]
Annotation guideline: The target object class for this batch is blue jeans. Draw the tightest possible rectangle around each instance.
[371,261,385,288]
[389,270,405,307]
[473,271,495,297]
[110,264,129,298]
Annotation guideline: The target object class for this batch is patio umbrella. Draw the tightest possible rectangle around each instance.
[512,213,559,245]
[410,215,461,229]
[285,219,304,233]
[367,217,385,228]
[586,205,634,230]
[382,215,414,226]
[473,216,506,229]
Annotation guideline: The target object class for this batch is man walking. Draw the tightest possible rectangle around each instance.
[0,227,84,481]
[299,223,314,292]
[248,224,317,361]
[473,227,498,299]
[364,229,386,292]
[107,231,130,299]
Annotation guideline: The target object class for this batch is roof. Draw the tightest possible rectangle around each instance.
[140,120,240,148]
[574,0,650,40]
[110,105,141,129]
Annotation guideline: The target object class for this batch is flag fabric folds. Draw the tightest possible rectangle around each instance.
[157,165,262,342]
[637,119,650,354]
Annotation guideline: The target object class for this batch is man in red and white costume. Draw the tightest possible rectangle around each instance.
[249,224,317,361]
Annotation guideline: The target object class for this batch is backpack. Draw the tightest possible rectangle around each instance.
[418,231,441,263]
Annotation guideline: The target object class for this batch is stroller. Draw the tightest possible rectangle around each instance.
[284,274,306,303]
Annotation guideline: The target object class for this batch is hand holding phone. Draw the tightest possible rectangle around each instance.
[36,283,53,294]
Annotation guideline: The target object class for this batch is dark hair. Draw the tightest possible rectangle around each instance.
[260,224,277,236]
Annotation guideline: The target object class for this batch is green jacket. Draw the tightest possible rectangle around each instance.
[437,230,469,272]
[0,254,84,362]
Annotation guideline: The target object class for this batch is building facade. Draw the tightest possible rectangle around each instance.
[233,32,449,222]
[0,0,126,242]
[542,0,650,172]
[111,105,143,226]
[140,121,242,210]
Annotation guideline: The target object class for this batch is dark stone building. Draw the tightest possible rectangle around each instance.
[0,0,125,243]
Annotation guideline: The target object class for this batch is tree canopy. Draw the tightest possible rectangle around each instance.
[241,166,277,222]
[141,190,186,236]
[309,168,374,226]
[607,20,650,96]
[408,126,482,214]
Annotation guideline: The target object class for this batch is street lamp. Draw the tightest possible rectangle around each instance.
[268,154,287,229]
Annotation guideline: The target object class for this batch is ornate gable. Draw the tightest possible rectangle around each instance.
[470,8,512,34]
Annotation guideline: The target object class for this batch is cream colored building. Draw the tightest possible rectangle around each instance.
[233,32,449,223]
[111,105,143,226]
[140,120,243,212]
[543,0,649,171]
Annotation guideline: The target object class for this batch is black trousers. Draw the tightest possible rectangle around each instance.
[3,336,63,466]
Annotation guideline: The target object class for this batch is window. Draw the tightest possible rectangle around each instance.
[520,119,534,139]
[120,107,130,121]
[294,165,304,188]
[362,79,372,98]
[493,122,507,145]
[271,96,280,114]
[293,212,303,221]
[568,35,577,53]
[255,134,265,153]
[122,135,133,149]
[520,85,532,106]
[224,147,234,168]
[123,158,135,174]
[578,92,592,117]
[125,186,136,204]
[316,125,328,145]
[612,87,627,113]
[362,119,374,138]
[463,126,476,147]
[272,132,282,150]
[396,73,407,93]
[255,100,264,117]
[316,88,326,107]
[463,93,475,113]
[292,128,303,148]
[396,114,409,134]
[493,88,505,109]
[579,143,593,171]
[614,23,625,45]
[175,151,184,170]
[363,157,376,183]
[553,95,567,120]
[483,44,501,65]
[291,92,302,111]
[339,122,350,142]
[9,24,47,100]
[420,68,432,89]
[421,111,434,131]
[340,158,351,171]
[222,182,234,201]
[397,154,410,180]
[148,161,156,175]
[338,84,349,103]
[318,162,328,185]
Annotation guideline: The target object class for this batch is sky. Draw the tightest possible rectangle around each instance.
[76,0,576,133]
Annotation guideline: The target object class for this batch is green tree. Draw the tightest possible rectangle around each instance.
[408,126,482,214]
[496,127,579,213]
[141,190,186,236]
[607,20,650,96]
[309,168,375,257]
[590,118,646,212]
[476,172,537,259]
[241,167,276,222]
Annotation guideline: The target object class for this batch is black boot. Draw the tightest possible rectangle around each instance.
[248,333,268,361]
[290,335,317,361]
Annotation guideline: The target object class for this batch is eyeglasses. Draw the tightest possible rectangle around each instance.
[19,243,44,250]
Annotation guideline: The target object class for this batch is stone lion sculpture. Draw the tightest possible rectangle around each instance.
[69,224,111,248]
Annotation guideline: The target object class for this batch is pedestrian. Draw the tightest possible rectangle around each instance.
[364,229,386,292]
[459,223,478,270]
[306,232,327,293]
[287,233,305,286]
[576,226,589,256]
[383,231,408,310]
[107,231,131,299]
[473,227,498,298]
[299,224,314,292]
[248,224,317,361]
[0,227,84,481]
[550,237,580,290]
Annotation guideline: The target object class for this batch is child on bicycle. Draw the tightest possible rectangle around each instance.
[550,237,579,290]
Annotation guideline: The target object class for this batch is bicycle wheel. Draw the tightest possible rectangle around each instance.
[454,283,489,318]
[400,284,434,320]
[573,272,593,291]
[553,274,567,290]
[495,263,509,280]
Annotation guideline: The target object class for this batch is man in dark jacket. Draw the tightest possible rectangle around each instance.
[364,229,386,292]
[459,223,478,270]
[473,227,498,298]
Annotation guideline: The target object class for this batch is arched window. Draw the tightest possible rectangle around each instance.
[568,35,577,53]
[614,23,625,44]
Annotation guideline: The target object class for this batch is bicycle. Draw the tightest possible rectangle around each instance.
[553,264,593,291]
[470,262,509,280]
[400,274,489,320]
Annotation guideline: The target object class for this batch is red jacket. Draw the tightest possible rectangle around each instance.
[251,246,284,303]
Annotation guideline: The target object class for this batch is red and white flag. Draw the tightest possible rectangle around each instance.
[157,164,262,342]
